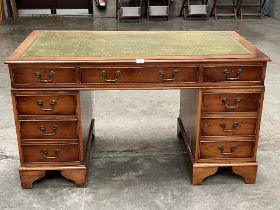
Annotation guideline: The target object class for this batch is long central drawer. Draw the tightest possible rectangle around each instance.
[80,66,198,84]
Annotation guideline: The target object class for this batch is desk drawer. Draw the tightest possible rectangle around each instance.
[81,66,198,84]
[16,94,77,115]
[20,120,78,140]
[203,65,262,82]
[22,143,79,163]
[11,67,77,85]
[200,141,254,159]
[203,92,260,113]
[201,118,257,136]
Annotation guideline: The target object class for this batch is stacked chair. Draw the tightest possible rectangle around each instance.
[117,0,142,22]
[237,0,269,20]
[147,0,170,21]
[117,0,172,22]
[210,0,268,20]
[180,0,209,20]
[210,0,238,20]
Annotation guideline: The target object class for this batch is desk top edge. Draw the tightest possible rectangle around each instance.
[5,30,271,64]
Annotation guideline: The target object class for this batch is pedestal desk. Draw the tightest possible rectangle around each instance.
[5,31,270,188]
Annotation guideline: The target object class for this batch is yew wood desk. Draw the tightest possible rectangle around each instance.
[5,31,271,188]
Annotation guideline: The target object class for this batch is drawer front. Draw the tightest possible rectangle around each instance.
[201,118,257,136]
[203,65,262,82]
[81,66,198,84]
[20,120,78,139]
[203,93,260,112]
[16,95,77,115]
[200,141,254,159]
[11,67,77,85]
[22,144,79,163]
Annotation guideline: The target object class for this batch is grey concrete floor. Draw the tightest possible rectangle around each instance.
[0,17,280,210]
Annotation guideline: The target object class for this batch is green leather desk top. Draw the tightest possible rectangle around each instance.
[22,31,252,57]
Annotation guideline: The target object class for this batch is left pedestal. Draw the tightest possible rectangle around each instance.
[12,90,94,189]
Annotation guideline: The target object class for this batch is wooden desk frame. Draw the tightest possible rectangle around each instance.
[5,31,270,188]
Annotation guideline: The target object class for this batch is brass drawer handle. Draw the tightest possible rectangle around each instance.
[37,100,56,111]
[34,71,56,83]
[41,148,61,159]
[222,97,241,109]
[218,145,237,155]
[159,70,178,82]
[223,69,243,81]
[219,122,239,132]
[100,70,121,82]
[39,125,59,136]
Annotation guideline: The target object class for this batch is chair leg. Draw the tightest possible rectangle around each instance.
[0,0,5,22]
[183,8,186,21]
[214,7,217,20]
[117,12,120,22]
[234,9,237,20]
[259,0,263,16]
[179,0,187,17]
[260,1,264,19]
[10,0,18,19]
[233,0,237,20]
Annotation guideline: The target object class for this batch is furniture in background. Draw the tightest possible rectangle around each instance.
[117,0,142,22]
[0,0,18,21]
[180,0,209,20]
[10,0,18,19]
[5,31,270,188]
[211,0,238,20]
[95,0,107,7]
[0,0,4,21]
[15,0,93,15]
[147,0,170,21]
[236,0,268,20]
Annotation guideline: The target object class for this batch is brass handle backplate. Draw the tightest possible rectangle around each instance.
[223,68,243,81]
[34,71,56,83]
[37,100,56,111]
[39,125,59,136]
[41,148,61,159]
[218,145,237,155]
[100,70,121,82]
[219,122,239,132]
[222,97,241,109]
[159,70,178,82]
